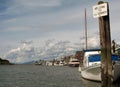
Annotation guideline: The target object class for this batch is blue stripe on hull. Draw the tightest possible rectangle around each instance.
[88,54,119,62]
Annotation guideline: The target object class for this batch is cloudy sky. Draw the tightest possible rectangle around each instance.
[0,0,120,63]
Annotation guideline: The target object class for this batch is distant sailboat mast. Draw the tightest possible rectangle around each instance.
[85,8,88,49]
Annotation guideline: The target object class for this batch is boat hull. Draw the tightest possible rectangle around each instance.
[80,64,120,82]
[69,64,79,67]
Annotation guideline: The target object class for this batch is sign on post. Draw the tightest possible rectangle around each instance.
[93,3,107,18]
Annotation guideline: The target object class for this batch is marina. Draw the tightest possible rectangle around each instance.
[0,1,120,87]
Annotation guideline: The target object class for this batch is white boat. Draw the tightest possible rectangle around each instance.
[69,58,80,67]
[59,61,64,66]
[78,49,120,81]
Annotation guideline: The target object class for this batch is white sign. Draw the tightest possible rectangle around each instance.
[93,3,107,18]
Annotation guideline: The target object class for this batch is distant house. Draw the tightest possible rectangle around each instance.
[75,51,84,65]
[63,56,71,64]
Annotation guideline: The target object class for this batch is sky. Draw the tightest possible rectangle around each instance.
[0,0,120,63]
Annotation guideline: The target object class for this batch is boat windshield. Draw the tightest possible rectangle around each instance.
[88,54,119,62]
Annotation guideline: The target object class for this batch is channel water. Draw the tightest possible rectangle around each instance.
[0,65,120,87]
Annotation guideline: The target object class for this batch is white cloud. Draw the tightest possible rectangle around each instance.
[14,0,61,7]
[9,48,21,53]
[0,0,120,63]
[88,37,100,48]
[4,37,100,63]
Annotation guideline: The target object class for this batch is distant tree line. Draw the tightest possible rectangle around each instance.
[0,58,12,65]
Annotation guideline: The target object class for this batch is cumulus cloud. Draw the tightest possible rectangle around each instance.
[88,36,100,49]
[4,37,100,64]
[8,48,21,53]
[1,0,119,63]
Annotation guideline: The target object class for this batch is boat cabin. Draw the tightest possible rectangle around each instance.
[83,49,120,67]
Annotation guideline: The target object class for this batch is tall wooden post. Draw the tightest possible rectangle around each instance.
[98,1,112,87]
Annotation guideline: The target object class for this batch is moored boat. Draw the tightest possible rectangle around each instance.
[69,58,80,67]
[78,49,120,81]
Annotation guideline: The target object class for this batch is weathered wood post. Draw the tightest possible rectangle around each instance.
[93,1,112,87]
[98,1,112,87]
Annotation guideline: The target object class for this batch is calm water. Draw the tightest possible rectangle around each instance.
[0,65,120,87]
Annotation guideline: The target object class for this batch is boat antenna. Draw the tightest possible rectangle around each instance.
[85,8,88,49]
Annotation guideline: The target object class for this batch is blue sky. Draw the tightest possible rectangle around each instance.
[0,0,120,62]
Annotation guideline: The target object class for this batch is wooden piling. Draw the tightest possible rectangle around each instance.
[98,1,112,87]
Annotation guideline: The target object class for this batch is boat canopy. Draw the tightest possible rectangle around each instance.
[88,54,119,62]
